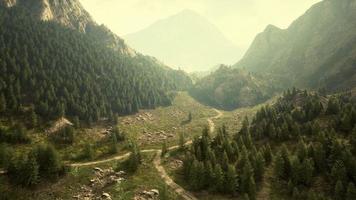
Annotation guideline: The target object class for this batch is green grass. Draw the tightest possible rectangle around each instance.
[119,92,216,149]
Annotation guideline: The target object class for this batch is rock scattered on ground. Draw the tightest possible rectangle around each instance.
[122,112,154,125]
[138,130,175,144]
[134,189,160,200]
[46,117,73,134]
[73,167,125,200]
[168,159,183,170]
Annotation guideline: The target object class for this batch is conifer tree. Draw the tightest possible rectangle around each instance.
[110,131,118,154]
[334,180,345,200]
[224,164,237,194]
[0,93,6,113]
[254,152,265,182]
[82,143,94,160]
[240,160,254,194]
[346,182,356,200]
[212,164,224,192]
[24,152,39,186]
[30,109,38,128]
[247,177,256,200]
[351,127,356,155]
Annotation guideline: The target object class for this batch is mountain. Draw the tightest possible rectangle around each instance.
[235,0,356,91]
[0,0,136,56]
[124,9,242,72]
[189,66,281,110]
[0,0,192,123]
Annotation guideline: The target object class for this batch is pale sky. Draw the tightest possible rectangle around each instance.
[80,0,321,51]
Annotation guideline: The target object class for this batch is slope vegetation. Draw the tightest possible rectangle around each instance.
[0,5,192,123]
[235,0,356,91]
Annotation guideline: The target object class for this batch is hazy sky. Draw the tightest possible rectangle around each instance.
[80,0,320,50]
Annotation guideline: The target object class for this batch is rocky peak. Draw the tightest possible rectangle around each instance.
[1,0,95,33]
[0,0,136,56]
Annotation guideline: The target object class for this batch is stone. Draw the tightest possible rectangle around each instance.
[94,167,104,173]
[150,189,159,196]
[102,192,112,199]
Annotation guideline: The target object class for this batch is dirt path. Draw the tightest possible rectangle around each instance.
[70,109,222,167]
[207,109,223,133]
[256,165,273,200]
[68,108,223,199]
[153,150,198,200]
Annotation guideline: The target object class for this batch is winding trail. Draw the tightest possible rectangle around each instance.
[68,109,223,200]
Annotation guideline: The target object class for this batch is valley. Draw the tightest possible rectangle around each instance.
[0,91,259,200]
[1,0,356,200]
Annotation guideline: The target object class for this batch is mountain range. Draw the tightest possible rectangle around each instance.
[125,9,242,72]
[235,0,356,91]
[191,0,356,109]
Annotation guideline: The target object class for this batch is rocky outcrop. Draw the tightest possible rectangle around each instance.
[1,0,16,7]
[0,0,136,57]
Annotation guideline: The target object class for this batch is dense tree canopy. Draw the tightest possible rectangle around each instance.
[0,6,192,123]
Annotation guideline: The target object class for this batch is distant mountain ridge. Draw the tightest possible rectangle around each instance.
[125,9,243,72]
[235,0,356,91]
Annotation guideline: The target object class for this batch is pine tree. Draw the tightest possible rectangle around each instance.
[82,143,94,160]
[35,144,61,178]
[350,127,356,155]
[331,161,347,186]
[254,152,265,182]
[292,187,301,200]
[346,182,356,200]
[303,159,314,186]
[326,98,340,115]
[73,116,80,129]
[204,161,214,188]
[0,93,6,113]
[224,164,237,194]
[247,177,256,200]
[241,160,254,194]
[263,144,273,165]
[189,159,200,190]
[212,164,224,192]
[110,131,118,154]
[24,152,39,186]
[30,109,38,128]
[296,141,307,162]
[334,180,345,200]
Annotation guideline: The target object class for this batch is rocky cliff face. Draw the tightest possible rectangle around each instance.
[235,0,356,90]
[0,0,136,56]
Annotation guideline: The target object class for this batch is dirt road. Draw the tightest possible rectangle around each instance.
[68,108,223,199]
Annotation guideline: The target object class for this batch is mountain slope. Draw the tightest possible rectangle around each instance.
[189,66,281,110]
[125,9,242,72]
[0,0,136,56]
[235,0,356,91]
[0,2,192,123]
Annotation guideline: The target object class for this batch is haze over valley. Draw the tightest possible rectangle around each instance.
[0,0,356,200]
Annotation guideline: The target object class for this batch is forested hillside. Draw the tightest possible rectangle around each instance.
[180,89,356,199]
[234,0,356,91]
[0,6,192,123]
[189,65,282,110]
